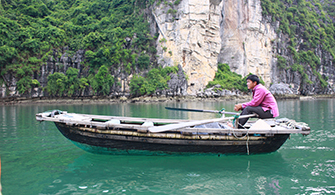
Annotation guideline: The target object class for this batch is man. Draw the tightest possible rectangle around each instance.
[234,75,279,128]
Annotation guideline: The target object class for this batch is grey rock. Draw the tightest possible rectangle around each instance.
[269,83,293,95]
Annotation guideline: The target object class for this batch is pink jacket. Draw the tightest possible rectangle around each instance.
[242,84,279,117]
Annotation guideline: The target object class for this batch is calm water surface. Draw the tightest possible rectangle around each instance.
[0,99,334,194]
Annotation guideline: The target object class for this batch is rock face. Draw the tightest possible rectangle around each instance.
[218,0,276,87]
[153,0,224,95]
[197,84,239,97]
[151,0,334,95]
[269,83,294,95]
[152,0,276,94]
[270,33,335,95]
[166,64,188,96]
[0,48,88,98]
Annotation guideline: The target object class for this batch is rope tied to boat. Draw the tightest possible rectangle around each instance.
[219,108,225,114]
[246,135,250,155]
[232,114,240,128]
[231,114,250,155]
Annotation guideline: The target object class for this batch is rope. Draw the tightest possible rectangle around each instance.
[232,115,240,128]
[219,108,225,118]
[246,134,250,155]
[231,114,250,155]
[232,116,249,139]
[219,108,225,113]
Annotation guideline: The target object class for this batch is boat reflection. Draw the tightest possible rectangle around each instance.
[40,152,292,194]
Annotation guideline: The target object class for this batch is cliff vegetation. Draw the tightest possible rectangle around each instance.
[261,0,335,92]
[0,0,176,98]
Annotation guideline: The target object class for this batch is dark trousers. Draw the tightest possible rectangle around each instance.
[238,106,273,128]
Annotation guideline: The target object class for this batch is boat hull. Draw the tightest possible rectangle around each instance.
[55,122,290,155]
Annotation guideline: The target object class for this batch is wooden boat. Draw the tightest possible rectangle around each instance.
[36,110,310,155]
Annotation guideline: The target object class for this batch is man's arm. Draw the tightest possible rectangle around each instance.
[242,87,267,108]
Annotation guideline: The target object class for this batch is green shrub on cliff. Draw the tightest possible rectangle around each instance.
[206,63,265,93]
[129,66,178,96]
[277,55,287,69]
[129,75,149,96]
[206,63,245,92]
[89,65,114,96]
[66,67,80,97]
[46,72,68,97]
[44,65,120,97]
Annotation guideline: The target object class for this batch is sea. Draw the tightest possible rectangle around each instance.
[0,98,334,194]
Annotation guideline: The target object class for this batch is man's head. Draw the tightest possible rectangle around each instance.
[246,75,259,90]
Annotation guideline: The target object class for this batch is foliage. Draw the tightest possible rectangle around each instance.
[79,78,89,95]
[129,66,178,96]
[46,72,68,96]
[46,67,90,96]
[129,75,148,96]
[15,66,39,95]
[261,0,335,89]
[206,63,245,92]
[174,0,181,6]
[66,67,80,97]
[1,0,157,96]
[89,65,114,96]
[277,55,287,69]
[206,63,266,93]
[137,53,150,70]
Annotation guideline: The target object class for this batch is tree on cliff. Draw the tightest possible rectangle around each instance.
[129,66,179,97]
[90,65,114,96]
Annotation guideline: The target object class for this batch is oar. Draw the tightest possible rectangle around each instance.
[165,107,239,115]
[148,114,257,133]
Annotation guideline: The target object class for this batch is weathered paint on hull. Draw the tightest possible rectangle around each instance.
[55,122,290,155]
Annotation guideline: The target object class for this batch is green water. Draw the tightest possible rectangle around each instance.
[0,99,334,194]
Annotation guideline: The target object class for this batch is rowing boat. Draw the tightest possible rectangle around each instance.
[35,110,310,155]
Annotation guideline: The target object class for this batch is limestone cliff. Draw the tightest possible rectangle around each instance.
[152,0,224,95]
[152,0,277,94]
[151,0,334,95]
[218,0,276,87]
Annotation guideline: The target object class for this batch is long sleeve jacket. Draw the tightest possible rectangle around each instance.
[242,84,279,117]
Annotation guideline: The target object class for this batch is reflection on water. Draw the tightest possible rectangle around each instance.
[41,152,290,194]
[0,99,334,194]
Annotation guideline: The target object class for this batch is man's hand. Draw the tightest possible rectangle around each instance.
[234,104,242,111]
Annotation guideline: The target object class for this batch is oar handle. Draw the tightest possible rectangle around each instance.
[222,111,240,115]
[165,107,219,113]
[165,107,239,115]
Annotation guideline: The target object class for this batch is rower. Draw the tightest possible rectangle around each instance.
[234,75,279,129]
